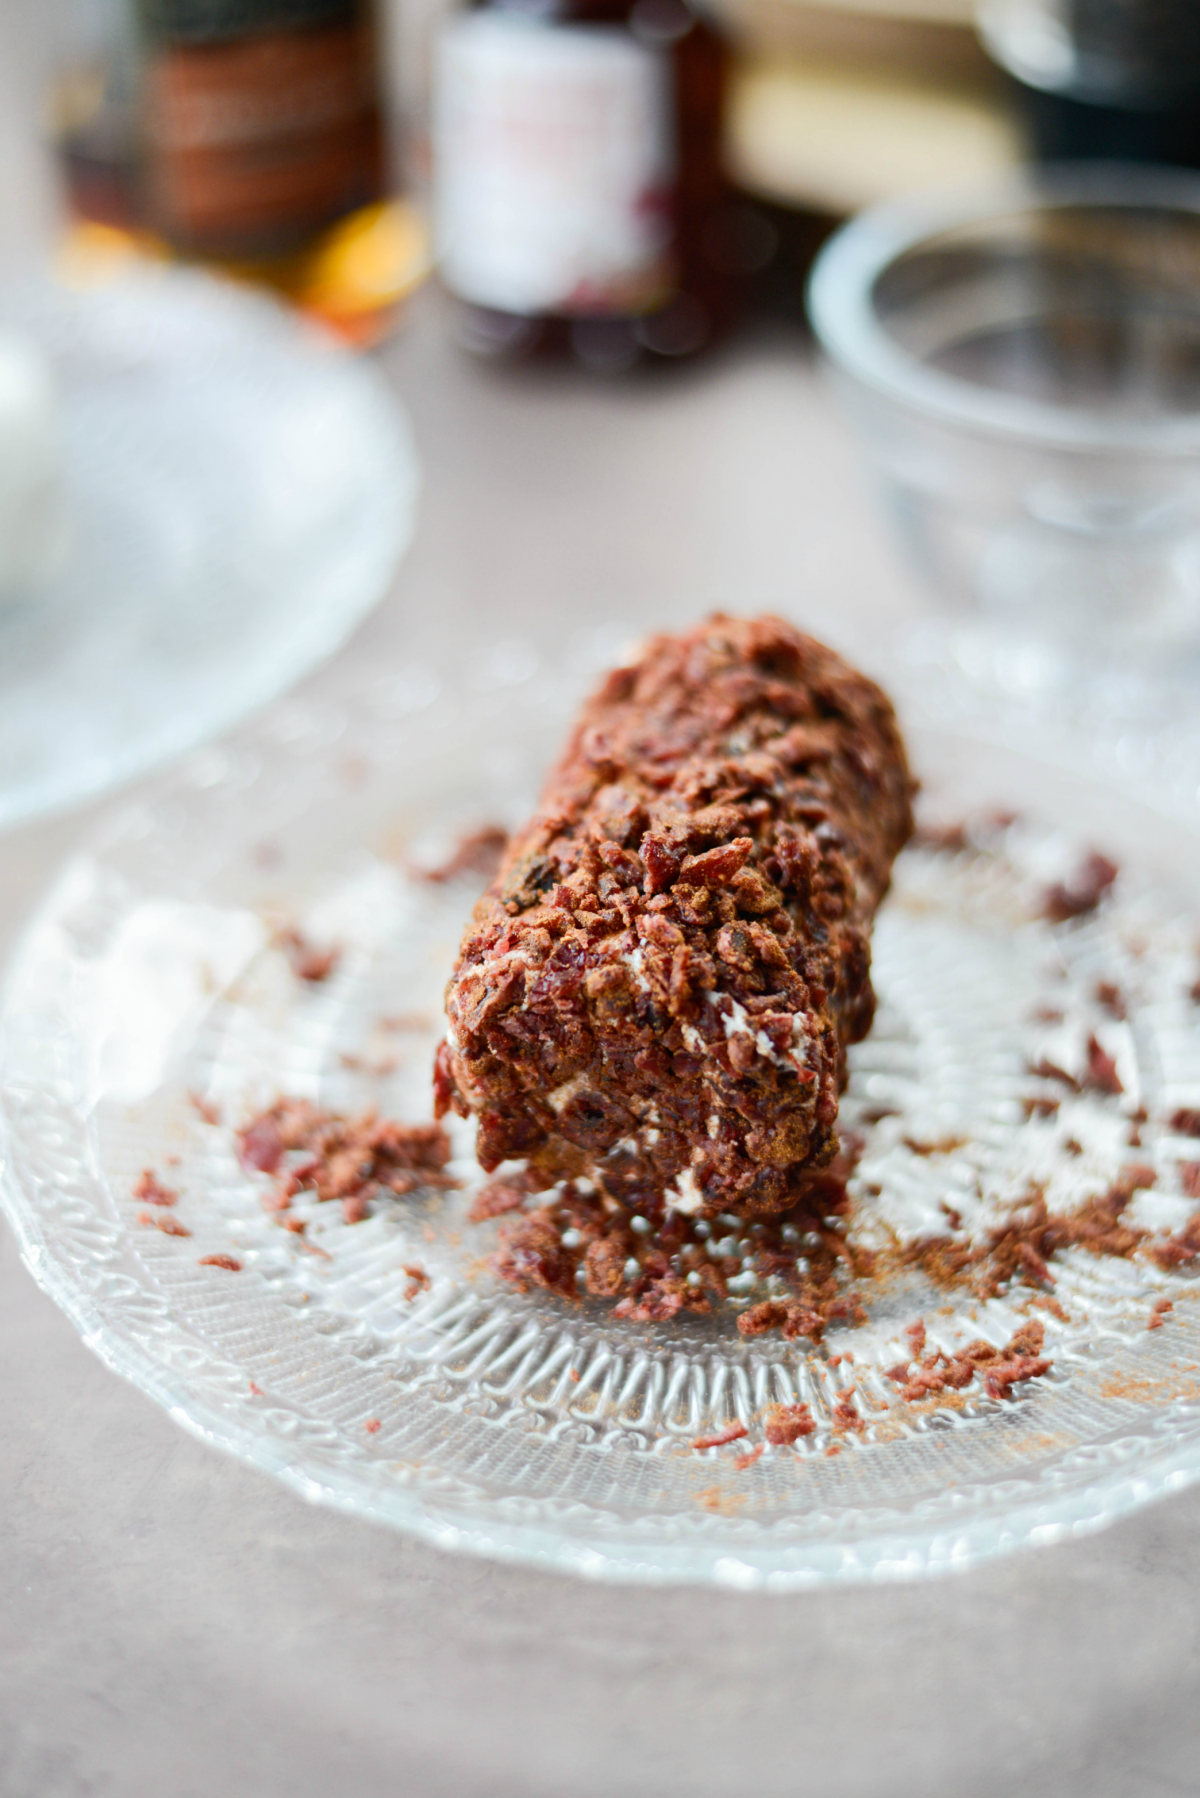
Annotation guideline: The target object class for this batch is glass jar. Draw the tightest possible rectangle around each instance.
[432,0,737,370]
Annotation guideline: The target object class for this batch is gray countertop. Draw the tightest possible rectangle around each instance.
[3,14,1200,1789]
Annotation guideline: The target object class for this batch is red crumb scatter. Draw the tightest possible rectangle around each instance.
[417,824,510,886]
[903,1170,1159,1301]
[979,1322,1052,1400]
[1085,1035,1123,1097]
[825,1444,841,1457]
[468,1174,533,1223]
[189,1091,221,1126]
[272,924,341,984]
[984,1356,1052,1399]
[1179,1164,1200,1199]
[614,1272,702,1325]
[1191,976,1200,1006]
[1150,1228,1200,1270]
[402,1263,431,1300]
[236,1098,455,1225]
[693,1421,749,1451]
[733,1443,765,1471]
[338,1052,398,1077]
[1042,852,1118,924]
[694,1485,749,1515]
[1028,1057,1082,1093]
[763,1403,815,1445]
[890,1321,1052,1405]
[139,1210,191,1237]
[1095,980,1127,1020]
[904,1134,969,1158]
[249,1381,263,1396]
[913,820,969,853]
[1171,1109,1200,1138]
[738,1298,828,1343]
[482,1112,1170,1384]
[198,1254,241,1271]
[132,1169,177,1206]
[238,1113,285,1174]
[1149,1296,1175,1330]
[493,1210,581,1301]
[568,1368,581,1382]
[832,1387,863,1432]
[900,1365,952,1401]
[364,1418,382,1434]
[1148,1312,1165,1330]
[487,1159,868,1331]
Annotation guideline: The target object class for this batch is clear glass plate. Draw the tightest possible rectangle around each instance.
[5,633,1200,1589]
[0,263,418,828]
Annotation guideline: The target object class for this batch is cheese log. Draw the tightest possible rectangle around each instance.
[434,614,914,1221]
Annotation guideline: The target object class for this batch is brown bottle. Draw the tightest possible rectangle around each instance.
[135,0,387,260]
[52,0,427,344]
[432,0,735,369]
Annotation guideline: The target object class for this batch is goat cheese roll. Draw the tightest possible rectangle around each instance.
[435,614,914,1221]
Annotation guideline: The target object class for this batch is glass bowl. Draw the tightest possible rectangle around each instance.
[808,164,1200,668]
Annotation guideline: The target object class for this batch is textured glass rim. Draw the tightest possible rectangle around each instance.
[7,638,1200,1589]
[807,160,1200,457]
[0,265,420,831]
[6,1097,1200,1591]
[9,1150,1200,1589]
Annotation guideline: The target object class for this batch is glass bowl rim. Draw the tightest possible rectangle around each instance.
[807,160,1200,456]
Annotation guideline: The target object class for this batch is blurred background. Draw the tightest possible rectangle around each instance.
[0,0,1197,688]
[0,2,1197,886]
[21,0,1200,345]
[0,0,1197,879]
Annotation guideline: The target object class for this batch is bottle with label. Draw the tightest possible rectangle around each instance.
[52,0,428,344]
[432,0,734,369]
